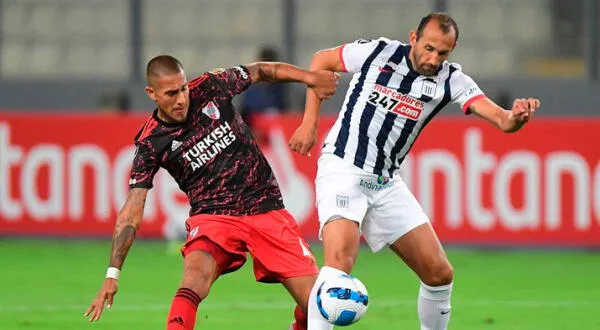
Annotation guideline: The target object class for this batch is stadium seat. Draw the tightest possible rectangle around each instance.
[1,41,26,77]
[29,43,61,76]
[97,5,128,39]
[65,44,97,76]
[97,43,129,79]
[64,5,96,36]
[298,6,330,39]
[2,2,27,36]
[32,5,60,37]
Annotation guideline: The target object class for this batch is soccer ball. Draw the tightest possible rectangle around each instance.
[316,274,369,326]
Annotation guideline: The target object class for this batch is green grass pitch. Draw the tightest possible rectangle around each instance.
[0,239,598,329]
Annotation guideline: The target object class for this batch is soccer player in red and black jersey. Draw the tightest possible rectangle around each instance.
[84,55,339,330]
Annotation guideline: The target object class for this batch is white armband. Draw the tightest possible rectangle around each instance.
[105,267,120,280]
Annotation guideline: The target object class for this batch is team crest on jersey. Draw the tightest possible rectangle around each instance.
[202,101,220,120]
[421,80,437,98]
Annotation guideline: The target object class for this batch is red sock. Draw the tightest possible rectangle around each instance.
[167,288,202,330]
[293,305,307,330]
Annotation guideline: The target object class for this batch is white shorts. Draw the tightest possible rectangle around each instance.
[315,153,429,252]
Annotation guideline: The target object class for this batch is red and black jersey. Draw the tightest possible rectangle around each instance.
[129,66,284,216]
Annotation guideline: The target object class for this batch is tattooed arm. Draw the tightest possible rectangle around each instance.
[85,188,148,322]
[244,62,339,100]
[108,188,148,269]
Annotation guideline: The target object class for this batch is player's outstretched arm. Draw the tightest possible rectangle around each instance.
[468,97,541,133]
[84,188,148,322]
[245,62,339,100]
[289,46,345,156]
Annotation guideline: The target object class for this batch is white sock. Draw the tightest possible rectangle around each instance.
[418,281,453,330]
[307,266,341,330]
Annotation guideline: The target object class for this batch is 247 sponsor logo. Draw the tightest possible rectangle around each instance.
[367,84,424,120]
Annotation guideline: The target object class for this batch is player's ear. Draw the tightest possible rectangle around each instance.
[145,86,156,101]
[409,30,418,46]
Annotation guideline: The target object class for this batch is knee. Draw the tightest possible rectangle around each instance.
[180,264,215,300]
[322,220,360,273]
[325,248,357,273]
[421,261,454,287]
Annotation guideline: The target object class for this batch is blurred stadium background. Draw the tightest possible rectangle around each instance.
[0,0,599,329]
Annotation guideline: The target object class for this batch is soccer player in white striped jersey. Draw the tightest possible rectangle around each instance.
[289,12,540,330]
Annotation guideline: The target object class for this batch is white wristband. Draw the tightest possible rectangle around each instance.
[106,267,120,280]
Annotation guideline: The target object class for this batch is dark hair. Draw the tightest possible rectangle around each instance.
[416,12,459,42]
[146,55,184,82]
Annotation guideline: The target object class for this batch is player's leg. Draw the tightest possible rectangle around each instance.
[167,247,221,330]
[321,219,361,273]
[167,215,247,330]
[281,275,317,330]
[390,223,453,330]
[245,208,328,330]
[307,218,361,329]
[307,154,369,329]
[366,178,453,330]
[278,220,360,330]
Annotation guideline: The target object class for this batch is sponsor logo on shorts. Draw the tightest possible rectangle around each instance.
[336,195,349,208]
[377,175,390,185]
[359,176,391,191]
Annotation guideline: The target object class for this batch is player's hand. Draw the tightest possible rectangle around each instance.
[510,98,540,124]
[84,278,118,322]
[309,70,340,100]
[289,122,318,156]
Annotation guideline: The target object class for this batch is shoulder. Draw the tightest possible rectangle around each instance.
[343,37,402,63]
[438,61,469,81]
[439,62,481,98]
[446,61,464,72]
[134,114,161,143]
[201,66,250,88]
[188,72,212,90]
[205,66,249,79]
[345,37,398,49]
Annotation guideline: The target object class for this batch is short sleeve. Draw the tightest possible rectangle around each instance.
[208,65,252,98]
[450,70,486,114]
[128,140,159,189]
[341,38,382,73]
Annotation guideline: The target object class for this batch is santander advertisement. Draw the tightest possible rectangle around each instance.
[1,112,599,246]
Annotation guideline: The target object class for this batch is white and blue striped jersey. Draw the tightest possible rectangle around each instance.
[322,37,486,178]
